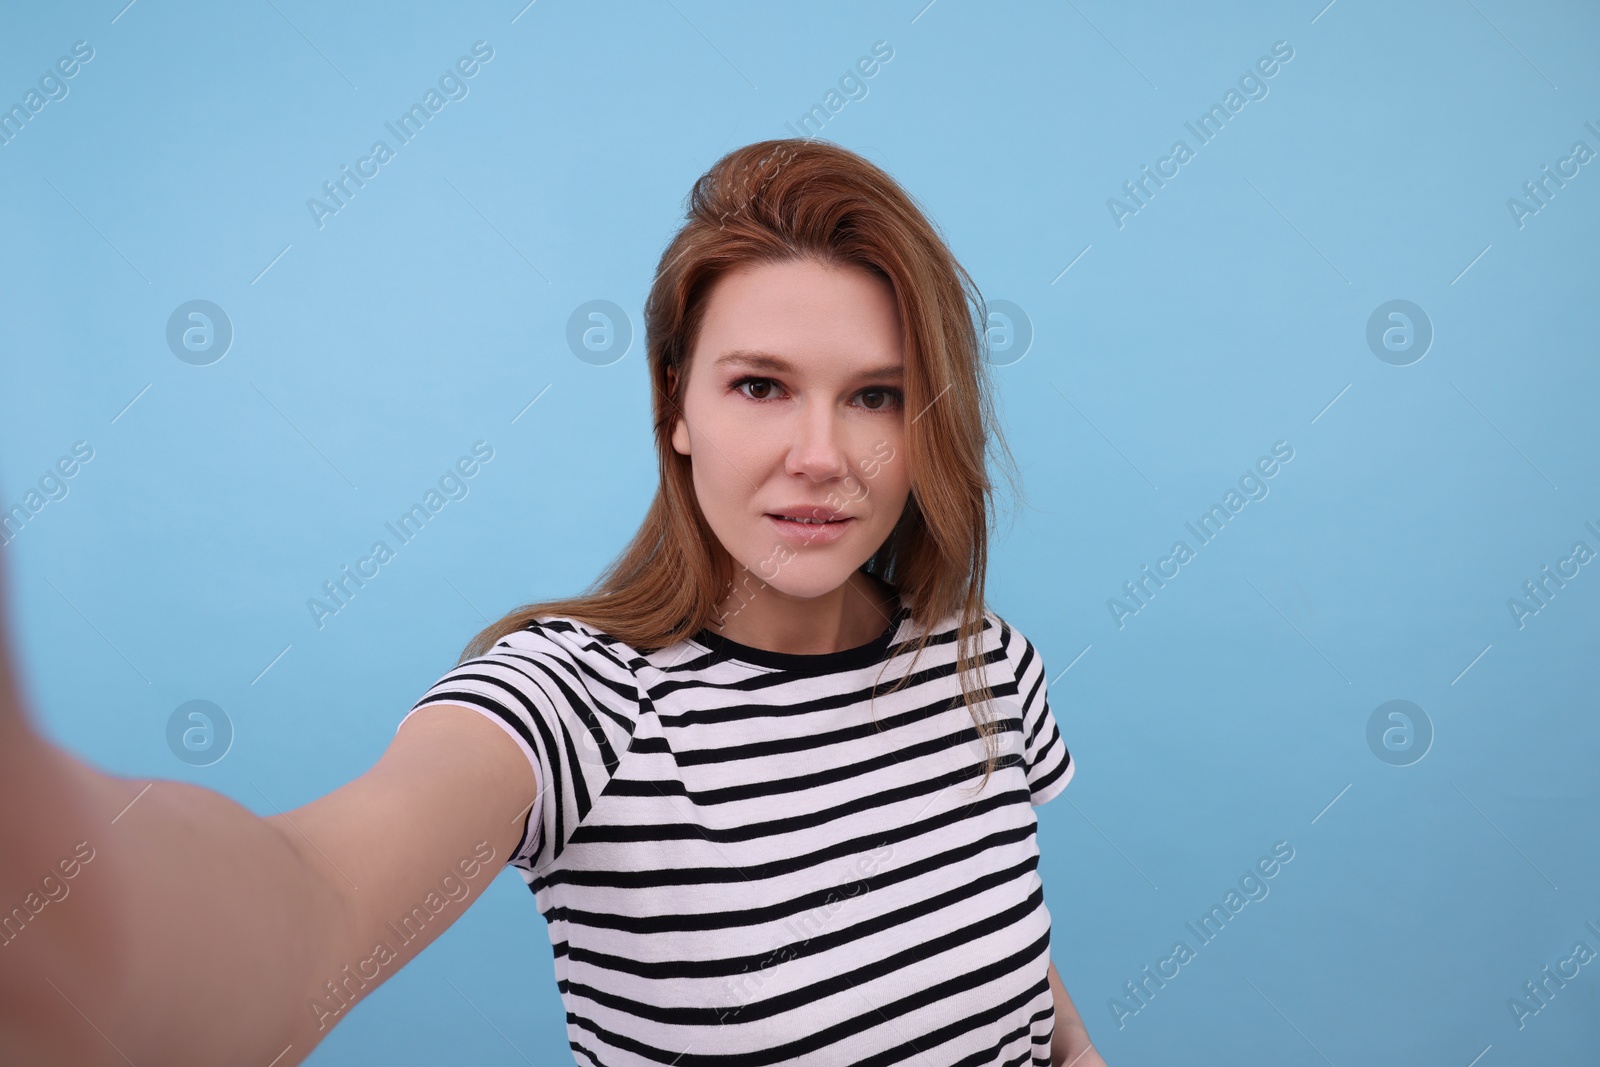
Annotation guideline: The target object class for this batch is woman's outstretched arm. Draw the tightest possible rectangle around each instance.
[0,552,537,1066]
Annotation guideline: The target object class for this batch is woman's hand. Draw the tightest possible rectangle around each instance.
[1059,1039,1110,1067]
[1049,959,1109,1066]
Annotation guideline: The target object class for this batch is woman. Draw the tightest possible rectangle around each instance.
[0,138,1105,1066]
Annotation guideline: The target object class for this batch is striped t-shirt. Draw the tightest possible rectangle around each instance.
[404,590,1074,1065]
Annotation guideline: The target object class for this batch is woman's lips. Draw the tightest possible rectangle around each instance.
[767,514,854,545]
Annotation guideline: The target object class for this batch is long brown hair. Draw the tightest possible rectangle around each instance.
[460,137,1028,784]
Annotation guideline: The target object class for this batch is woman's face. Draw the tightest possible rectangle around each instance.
[670,257,912,607]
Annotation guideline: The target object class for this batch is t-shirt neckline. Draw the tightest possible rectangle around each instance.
[692,596,911,673]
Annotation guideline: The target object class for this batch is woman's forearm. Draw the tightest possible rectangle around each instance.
[0,743,354,1065]
[0,619,351,1065]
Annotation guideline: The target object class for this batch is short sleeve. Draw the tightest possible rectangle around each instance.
[1005,622,1074,806]
[399,621,636,874]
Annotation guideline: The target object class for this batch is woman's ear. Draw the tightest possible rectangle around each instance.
[666,364,690,456]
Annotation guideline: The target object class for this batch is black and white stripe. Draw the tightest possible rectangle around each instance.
[404,592,1074,1065]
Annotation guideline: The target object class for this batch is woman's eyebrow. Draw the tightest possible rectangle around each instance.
[714,349,904,380]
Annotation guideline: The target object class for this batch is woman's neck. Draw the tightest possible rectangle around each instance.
[707,571,898,655]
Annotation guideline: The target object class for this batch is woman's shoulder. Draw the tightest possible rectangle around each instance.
[478,613,647,679]
[977,606,1043,670]
[915,601,1023,644]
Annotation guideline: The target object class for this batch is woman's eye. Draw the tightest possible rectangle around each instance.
[859,388,903,412]
[734,377,779,400]
[733,378,901,410]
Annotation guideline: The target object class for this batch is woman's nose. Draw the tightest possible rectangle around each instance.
[785,408,850,482]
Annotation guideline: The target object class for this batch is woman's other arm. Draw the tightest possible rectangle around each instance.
[1050,959,1109,1067]
[0,551,537,1065]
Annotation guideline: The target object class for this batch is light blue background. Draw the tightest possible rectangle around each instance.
[4,1,1598,1063]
